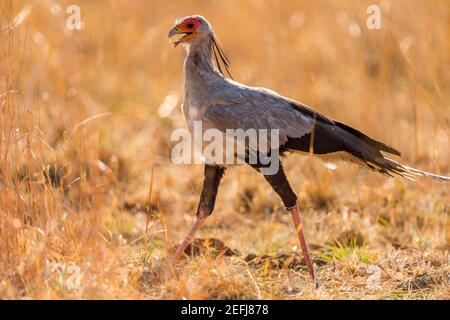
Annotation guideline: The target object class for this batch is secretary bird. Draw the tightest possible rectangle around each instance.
[168,15,449,287]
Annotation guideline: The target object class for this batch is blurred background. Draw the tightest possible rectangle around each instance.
[0,0,448,299]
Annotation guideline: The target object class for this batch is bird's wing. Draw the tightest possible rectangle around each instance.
[203,85,413,178]
[204,102,313,149]
[203,86,320,149]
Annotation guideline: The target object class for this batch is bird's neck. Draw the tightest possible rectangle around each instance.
[184,39,223,85]
[182,38,225,123]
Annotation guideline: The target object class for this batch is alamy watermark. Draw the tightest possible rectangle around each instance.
[170,121,280,175]
[66,5,84,30]
[366,264,382,290]
[60,4,381,34]
[367,4,382,30]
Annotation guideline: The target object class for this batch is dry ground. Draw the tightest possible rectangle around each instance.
[0,0,449,299]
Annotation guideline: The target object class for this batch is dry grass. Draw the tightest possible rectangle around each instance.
[0,0,449,299]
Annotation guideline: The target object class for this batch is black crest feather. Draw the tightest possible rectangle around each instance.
[211,36,233,79]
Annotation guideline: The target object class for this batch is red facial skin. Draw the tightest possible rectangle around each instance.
[178,18,202,31]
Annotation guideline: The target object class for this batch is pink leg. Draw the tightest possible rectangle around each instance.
[173,215,207,261]
[290,204,319,288]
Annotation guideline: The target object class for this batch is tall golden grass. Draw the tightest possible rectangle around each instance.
[0,0,448,299]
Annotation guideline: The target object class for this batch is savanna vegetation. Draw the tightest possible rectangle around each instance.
[0,0,448,299]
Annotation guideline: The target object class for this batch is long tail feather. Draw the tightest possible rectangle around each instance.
[390,161,450,181]
[358,156,450,181]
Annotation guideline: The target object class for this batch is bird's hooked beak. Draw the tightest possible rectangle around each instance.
[168,26,193,47]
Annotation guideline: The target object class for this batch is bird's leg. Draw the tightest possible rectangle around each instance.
[255,162,318,287]
[173,215,207,260]
[173,164,225,261]
[288,204,318,288]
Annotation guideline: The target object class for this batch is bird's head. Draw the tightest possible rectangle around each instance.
[168,15,233,78]
[168,15,212,47]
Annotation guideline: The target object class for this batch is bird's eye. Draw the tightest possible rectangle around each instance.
[187,22,194,28]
